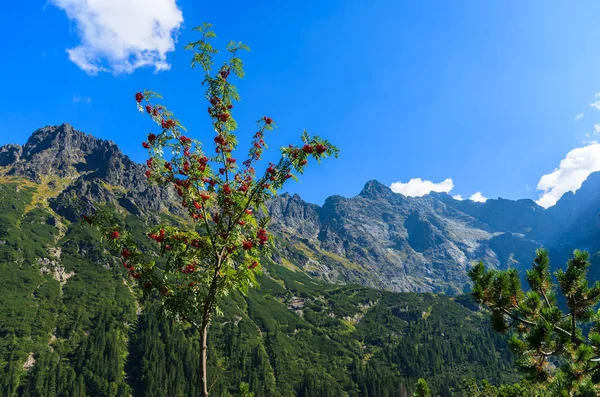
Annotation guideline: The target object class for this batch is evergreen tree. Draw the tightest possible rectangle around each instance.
[414,379,430,397]
[469,248,600,396]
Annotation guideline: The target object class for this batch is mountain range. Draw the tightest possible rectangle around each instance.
[2,123,598,294]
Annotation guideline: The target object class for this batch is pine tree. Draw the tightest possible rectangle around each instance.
[469,248,600,396]
[414,378,430,397]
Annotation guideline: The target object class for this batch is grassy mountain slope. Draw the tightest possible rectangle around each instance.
[0,174,517,397]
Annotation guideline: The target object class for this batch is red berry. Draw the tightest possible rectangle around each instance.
[145,105,152,113]
[179,136,192,145]
[245,209,253,215]
[227,104,233,109]
[223,184,231,194]
[263,116,273,125]
[214,135,226,145]
[248,261,259,270]
[135,92,144,103]
[316,144,327,154]
[132,272,141,279]
[242,240,254,250]
[142,142,150,149]
[110,231,120,240]
[148,133,157,143]
[303,144,313,154]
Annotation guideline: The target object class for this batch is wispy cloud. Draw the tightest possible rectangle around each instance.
[469,192,488,203]
[73,95,92,103]
[590,93,600,110]
[50,0,183,75]
[390,178,454,197]
[535,143,600,208]
[575,113,584,121]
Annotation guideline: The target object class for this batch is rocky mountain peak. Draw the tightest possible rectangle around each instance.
[358,180,397,200]
[2,123,125,183]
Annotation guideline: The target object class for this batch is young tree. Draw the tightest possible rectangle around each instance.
[414,379,431,397]
[468,248,600,396]
[86,23,338,397]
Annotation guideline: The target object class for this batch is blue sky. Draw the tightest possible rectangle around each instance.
[2,0,600,206]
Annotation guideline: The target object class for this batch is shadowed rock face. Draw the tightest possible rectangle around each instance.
[1,123,182,222]
[2,123,599,293]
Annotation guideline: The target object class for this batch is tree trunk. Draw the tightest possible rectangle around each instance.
[199,322,209,397]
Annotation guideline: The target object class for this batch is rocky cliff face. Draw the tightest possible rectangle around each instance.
[1,124,182,221]
[267,181,544,293]
[1,123,598,293]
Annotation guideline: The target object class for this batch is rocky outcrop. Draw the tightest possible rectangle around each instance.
[1,123,183,221]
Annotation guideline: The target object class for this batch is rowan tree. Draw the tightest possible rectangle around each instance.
[85,23,338,397]
[469,248,600,396]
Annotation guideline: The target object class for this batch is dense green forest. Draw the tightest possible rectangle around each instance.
[0,177,517,396]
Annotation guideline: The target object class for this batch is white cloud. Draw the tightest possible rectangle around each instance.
[390,178,454,197]
[469,192,488,203]
[575,113,584,121]
[73,95,92,103]
[50,0,183,75]
[535,143,600,208]
[452,194,464,200]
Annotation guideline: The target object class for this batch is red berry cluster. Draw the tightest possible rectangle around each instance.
[121,248,132,259]
[148,229,166,243]
[179,136,192,145]
[257,228,268,245]
[181,263,197,274]
[161,119,176,130]
[110,231,120,240]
